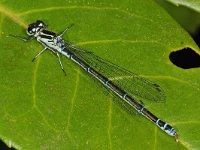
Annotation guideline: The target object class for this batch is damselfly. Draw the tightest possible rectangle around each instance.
[10,20,178,141]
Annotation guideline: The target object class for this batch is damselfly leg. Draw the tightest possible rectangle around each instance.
[9,30,68,75]
[55,23,74,75]
[56,52,67,76]
[9,34,34,42]
[32,47,67,75]
[32,47,47,62]
[59,24,74,37]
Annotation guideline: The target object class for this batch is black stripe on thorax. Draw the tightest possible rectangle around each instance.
[40,34,53,40]
[42,30,57,37]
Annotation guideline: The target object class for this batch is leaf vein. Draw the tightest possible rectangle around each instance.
[65,68,80,131]
[173,120,200,125]
[108,98,113,150]
[143,75,200,90]
[153,127,157,150]
[0,4,27,28]
[18,5,152,22]
[34,106,58,132]
[77,39,159,46]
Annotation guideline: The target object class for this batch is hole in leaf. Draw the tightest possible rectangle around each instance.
[0,140,16,150]
[169,48,200,69]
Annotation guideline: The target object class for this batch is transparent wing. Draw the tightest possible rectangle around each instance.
[66,43,166,102]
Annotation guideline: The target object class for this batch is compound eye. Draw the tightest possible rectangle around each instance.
[36,20,44,27]
[27,26,34,35]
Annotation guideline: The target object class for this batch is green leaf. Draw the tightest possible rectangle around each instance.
[157,0,200,35]
[0,0,199,149]
[166,0,200,12]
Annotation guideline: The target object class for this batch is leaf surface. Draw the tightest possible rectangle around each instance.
[0,0,199,149]
[167,0,200,12]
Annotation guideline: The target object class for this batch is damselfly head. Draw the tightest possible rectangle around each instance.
[27,20,47,36]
